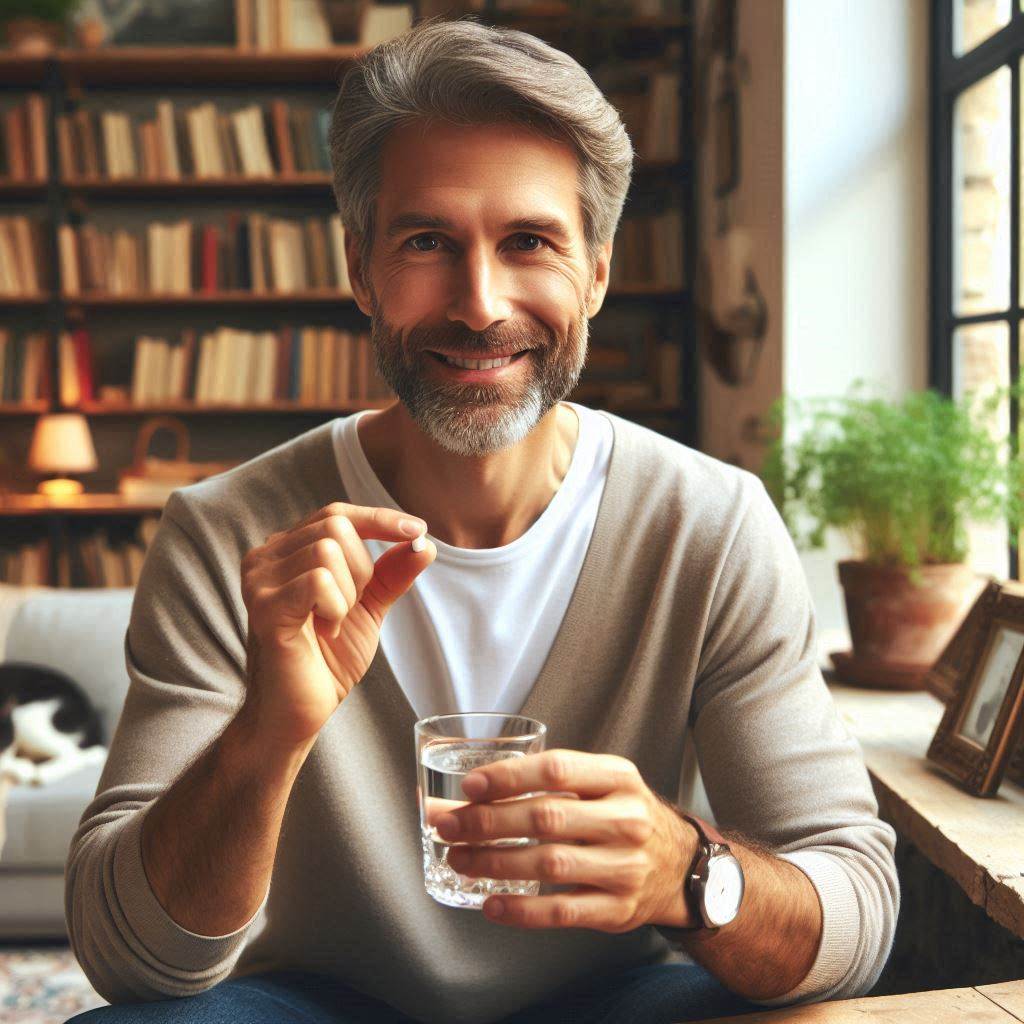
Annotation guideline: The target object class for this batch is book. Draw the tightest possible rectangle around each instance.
[2,103,27,180]
[58,332,80,406]
[270,99,296,175]
[156,99,182,178]
[360,3,413,45]
[71,329,96,403]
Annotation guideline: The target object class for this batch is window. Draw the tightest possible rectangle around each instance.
[933,1,1024,578]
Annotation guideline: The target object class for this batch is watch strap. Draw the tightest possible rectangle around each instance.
[662,812,729,936]
[682,812,729,850]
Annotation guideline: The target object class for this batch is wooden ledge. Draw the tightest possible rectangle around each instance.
[699,978,1024,1022]
[824,677,1024,940]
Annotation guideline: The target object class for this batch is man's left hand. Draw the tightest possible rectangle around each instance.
[437,748,698,931]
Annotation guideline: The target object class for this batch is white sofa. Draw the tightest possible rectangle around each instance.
[0,583,134,939]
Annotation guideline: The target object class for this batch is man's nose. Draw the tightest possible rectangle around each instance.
[446,245,513,333]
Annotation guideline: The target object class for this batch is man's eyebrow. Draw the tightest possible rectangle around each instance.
[383,211,573,242]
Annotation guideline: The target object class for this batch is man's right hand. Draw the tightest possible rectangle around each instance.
[240,502,436,750]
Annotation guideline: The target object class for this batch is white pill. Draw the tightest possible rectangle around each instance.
[411,533,427,553]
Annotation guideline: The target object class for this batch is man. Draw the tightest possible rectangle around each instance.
[65,16,898,1024]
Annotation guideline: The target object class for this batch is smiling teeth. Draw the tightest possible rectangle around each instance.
[443,354,515,370]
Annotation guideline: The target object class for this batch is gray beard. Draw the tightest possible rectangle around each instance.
[368,303,590,458]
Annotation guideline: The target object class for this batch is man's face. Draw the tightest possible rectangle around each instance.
[348,120,610,457]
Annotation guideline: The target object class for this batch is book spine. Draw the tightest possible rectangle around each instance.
[72,328,95,403]
[201,224,220,292]
[288,326,300,399]
[273,327,288,400]
[180,328,197,400]
[4,105,27,181]
[270,99,295,176]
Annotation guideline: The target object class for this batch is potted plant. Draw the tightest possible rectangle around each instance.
[760,380,1022,690]
[0,0,79,54]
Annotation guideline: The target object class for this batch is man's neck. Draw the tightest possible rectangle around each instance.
[356,401,580,549]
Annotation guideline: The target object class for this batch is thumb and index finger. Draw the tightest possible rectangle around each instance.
[289,501,437,625]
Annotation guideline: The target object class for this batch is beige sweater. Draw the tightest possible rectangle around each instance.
[64,411,899,1024]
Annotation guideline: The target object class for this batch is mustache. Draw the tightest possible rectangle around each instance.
[405,322,548,357]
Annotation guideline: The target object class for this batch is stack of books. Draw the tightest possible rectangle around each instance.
[233,0,414,49]
[0,216,47,296]
[595,66,681,163]
[58,213,354,295]
[607,208,685,290]
[57,324,391,407]
[0,330,51,404]
[1,515,159,588]
[0,94,49,182]
[58,99,330,180]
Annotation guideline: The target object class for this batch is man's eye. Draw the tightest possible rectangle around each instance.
[408,234,441,253]
[514,234,545,251]
[405,233,548,253]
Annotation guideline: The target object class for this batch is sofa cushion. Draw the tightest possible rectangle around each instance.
[0,759,104,868]
[2,586,134,743]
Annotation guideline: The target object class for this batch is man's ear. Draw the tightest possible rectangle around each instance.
[586,239,613,318]
[345,232,373,317]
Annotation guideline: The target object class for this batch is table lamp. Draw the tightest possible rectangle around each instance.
[27,413,99,497]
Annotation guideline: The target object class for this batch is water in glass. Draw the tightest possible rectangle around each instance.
[418,740,540,909]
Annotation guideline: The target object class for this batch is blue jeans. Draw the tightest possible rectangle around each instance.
[65,962,766,1023]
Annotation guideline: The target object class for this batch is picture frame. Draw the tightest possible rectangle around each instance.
[926,579,1024,796]
[922,578,1002,705]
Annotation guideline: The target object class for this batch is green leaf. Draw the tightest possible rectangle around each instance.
[758,377,1023,568]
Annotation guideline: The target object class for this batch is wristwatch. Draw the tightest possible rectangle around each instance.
[660,813,745,936]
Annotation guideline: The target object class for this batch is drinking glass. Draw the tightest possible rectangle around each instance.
[415,712,547,910]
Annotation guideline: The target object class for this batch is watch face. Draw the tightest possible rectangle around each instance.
[704,855,744,926]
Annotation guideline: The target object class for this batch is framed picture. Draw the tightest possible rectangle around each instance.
[926,580,1024,796]
[922,577,1001,705]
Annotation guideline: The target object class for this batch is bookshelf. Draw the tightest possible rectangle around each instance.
[0,0,696,587]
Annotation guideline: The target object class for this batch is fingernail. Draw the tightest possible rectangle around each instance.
[400,519,421,536]
[485,898,505,917]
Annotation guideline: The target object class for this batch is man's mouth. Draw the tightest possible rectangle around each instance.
[426,350,531,372]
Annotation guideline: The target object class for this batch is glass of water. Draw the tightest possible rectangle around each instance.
[415,712,547,910]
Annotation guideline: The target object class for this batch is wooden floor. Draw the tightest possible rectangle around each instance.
[700,978,1024,1022]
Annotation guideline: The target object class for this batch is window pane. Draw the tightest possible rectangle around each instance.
[953,66,1011,316]
[955,0,1011,56]
[954,322,1010,579]
[954,320,1009,407]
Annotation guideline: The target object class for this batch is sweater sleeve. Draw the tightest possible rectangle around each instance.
[674,474,900,1007]
[64,488,269,1004]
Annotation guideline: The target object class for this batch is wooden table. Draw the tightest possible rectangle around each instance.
[824,679,1024,940]
[700,978,1024,1021]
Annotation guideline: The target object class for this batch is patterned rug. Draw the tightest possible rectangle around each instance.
[0,945,108,1023]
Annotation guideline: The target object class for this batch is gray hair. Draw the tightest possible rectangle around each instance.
[327,15,635,279]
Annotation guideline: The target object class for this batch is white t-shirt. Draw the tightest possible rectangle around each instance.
[331,401,614,720]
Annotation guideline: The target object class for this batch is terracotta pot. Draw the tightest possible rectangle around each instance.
[833,560,987,690]
[75,17,106,50]
[3,18,64,54]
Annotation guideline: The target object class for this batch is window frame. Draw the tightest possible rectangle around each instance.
[932,1,1024,578]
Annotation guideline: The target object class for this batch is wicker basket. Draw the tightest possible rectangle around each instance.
[118,416,240,500]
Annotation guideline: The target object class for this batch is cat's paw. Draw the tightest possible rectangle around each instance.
[2,757,39,786]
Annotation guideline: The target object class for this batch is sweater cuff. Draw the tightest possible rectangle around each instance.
[746,849,860,1006]
[113,804,270,972]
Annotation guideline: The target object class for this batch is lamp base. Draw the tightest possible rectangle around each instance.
[37,477,84,497]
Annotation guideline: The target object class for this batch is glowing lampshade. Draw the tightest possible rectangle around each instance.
[27,413,99,496]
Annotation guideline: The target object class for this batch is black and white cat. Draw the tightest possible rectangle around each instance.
[0,663,107,786]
